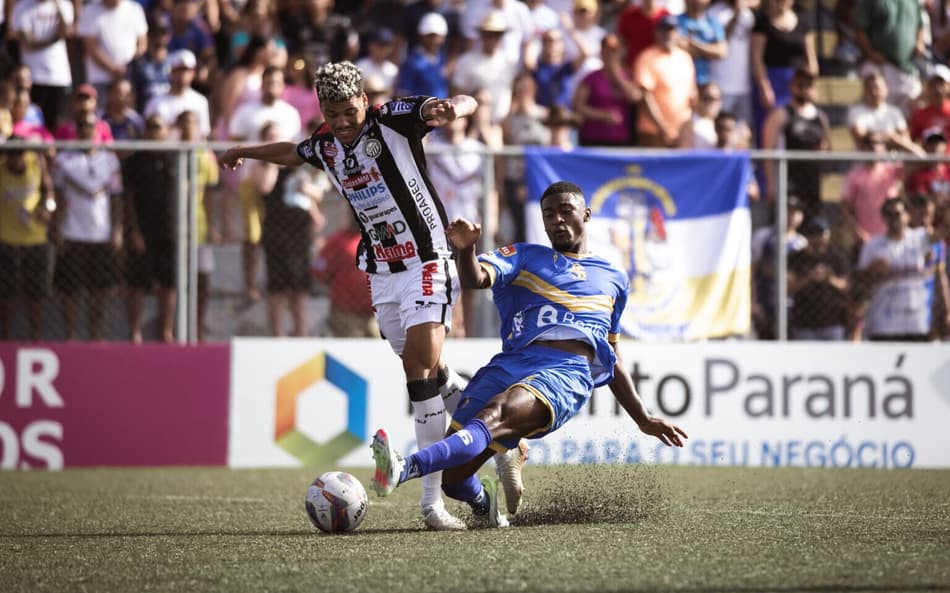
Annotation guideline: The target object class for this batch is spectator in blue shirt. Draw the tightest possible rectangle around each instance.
[396,12,450,98]
[677,0,727,86]
[129,20,173,113]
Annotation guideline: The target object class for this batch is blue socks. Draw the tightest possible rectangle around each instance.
[443,474,488,513]
[401,419,493,482]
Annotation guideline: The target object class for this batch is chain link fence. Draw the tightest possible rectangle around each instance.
[1,140,948,343]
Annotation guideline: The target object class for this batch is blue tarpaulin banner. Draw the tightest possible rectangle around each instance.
[524,147,752,340]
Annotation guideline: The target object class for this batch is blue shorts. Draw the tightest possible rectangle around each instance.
[449,344,595,451]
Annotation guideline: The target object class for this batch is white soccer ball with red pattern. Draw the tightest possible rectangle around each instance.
[305,471,368,534]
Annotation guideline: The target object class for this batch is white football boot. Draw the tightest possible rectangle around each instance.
[494,439,529,515]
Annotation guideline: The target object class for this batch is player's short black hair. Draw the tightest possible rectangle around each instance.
[540,181,585,205]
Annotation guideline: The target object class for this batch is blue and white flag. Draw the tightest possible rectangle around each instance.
[524,147,752,341]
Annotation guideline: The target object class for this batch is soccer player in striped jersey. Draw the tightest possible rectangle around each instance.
[371,181,688,527]
[219,61,478,530]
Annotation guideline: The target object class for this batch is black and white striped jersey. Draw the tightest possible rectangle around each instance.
[295,96,452,275]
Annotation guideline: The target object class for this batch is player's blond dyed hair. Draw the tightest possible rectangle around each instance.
[315,61,364,103]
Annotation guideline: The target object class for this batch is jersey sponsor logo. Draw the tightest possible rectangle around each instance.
[536,304,609,338]
[342,168,381,189]
[408,177,438,231]
[364,138,383,159]
[421,261,439,296]
[367,220,407,241]
[359,205,398,222]
[343,153,360,175]
[299,141,315,159]
[389,101,414,115]
[374,240,417,262]
[498,244,517,257]
[348,182,389,207]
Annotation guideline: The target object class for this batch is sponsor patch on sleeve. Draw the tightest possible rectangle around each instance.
[298,141,315,159]
[389,101,414,115]
[498,244,517,257]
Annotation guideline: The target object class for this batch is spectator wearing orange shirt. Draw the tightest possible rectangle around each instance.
[633,14,696,147]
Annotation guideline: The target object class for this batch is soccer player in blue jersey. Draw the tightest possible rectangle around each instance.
[371,181,689,527]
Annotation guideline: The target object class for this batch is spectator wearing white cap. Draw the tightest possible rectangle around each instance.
[396,12,451,97]
[144,49,211,138]
[77,0,148,105]
[909,64,950,143]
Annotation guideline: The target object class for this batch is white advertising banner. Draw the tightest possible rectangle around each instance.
[229,339,950,469]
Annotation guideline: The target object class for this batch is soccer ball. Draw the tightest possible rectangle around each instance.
[305,471,368,534]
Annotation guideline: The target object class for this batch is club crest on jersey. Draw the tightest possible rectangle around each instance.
[364,138,382,159]
[498,244,517,257]
[323,143,338,158]
[570,262,587,280]
[299,142,315,159]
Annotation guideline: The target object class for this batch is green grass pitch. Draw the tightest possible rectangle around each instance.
[1,465,948,593]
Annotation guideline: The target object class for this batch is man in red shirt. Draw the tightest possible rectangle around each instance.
[312,216,379,338]
[617,0,670,71]
[905,126,950,201]
[908,66,950,143]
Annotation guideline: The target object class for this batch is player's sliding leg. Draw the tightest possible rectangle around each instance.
[371,418,510,527]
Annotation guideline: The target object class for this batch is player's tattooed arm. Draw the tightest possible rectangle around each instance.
[447,218,492,289]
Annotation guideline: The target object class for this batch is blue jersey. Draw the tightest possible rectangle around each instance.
[478,243,629,386]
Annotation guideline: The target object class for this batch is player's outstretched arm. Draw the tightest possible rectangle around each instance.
[447,217,491,289]
[423,95,478,126]
[608,342,688,448]
[219,142,304,170]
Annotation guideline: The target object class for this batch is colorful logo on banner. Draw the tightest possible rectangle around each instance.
[274,352,368,466]
[524,148,752,341]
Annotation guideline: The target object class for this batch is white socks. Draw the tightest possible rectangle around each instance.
[412,394,448,509]
[439,366,467,415]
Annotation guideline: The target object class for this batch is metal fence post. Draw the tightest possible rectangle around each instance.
[176,149,189,344]
[478,151,497,338]
[775,156,788,342]
[187,148,199,343]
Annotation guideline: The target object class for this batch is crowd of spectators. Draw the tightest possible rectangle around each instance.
[0,0,948,342]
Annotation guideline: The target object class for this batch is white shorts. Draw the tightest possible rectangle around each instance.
[371,258,460,355]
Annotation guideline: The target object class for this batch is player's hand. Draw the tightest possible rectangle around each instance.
[447,217,481,250]
[423,99,459,126]
[638,417,688,448]
[219,148,245,170]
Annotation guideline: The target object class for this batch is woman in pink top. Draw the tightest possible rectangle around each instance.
[282,53,322,133]
[214,36,277,243]
[573,33,641,147]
